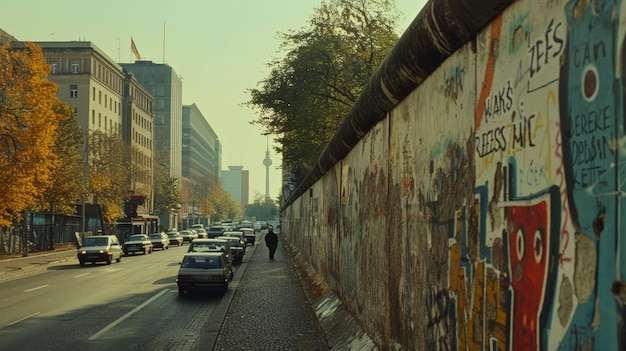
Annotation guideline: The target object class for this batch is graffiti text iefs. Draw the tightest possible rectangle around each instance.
[484,81,514,122]
[529,19,564,78]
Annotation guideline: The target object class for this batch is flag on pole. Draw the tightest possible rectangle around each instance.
[131,37,141,60]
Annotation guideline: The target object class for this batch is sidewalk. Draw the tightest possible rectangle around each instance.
[200,232,330,350]
[0,248,77,282]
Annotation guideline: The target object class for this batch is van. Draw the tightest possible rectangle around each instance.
[77,235,123,265]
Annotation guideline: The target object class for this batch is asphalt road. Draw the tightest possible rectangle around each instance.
[0,231,329,351]
[0,243,242,350]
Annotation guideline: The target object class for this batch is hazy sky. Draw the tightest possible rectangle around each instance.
[1,0,427,201]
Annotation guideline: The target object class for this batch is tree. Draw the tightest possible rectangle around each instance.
[87,130,132,224]
[153,162,181,218]
[246,0,400,182]
[0,42,68,227]
[244,192,278,221]
[38,105,85,216]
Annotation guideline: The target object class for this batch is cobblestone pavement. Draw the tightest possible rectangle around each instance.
[209,233,329,351]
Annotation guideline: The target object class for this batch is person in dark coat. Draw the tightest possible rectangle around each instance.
[264,225,279,260]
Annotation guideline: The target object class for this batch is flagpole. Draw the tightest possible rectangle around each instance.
[162,21,166,64]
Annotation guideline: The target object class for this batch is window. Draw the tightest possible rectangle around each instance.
[50,63,57,74]
[71,63,79,73]
[70,85,78,98]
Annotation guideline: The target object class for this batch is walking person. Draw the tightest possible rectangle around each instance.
[264,225,279,260]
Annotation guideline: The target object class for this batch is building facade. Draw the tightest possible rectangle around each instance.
[120,61,183,180]
[221,165,249,208]
[181,103,221,225]
[31,41,157,226]
[122,69,155,215]
[182,103,220,184]
[121,61,183,230]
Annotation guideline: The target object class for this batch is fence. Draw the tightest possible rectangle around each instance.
[0,213,83,255]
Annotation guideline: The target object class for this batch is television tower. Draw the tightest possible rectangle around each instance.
[263,135,272,202]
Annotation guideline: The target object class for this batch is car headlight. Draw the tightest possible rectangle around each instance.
[80,250,86,254]
[99,250,106,254]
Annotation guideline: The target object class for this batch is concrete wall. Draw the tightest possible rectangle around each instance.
[281,0,626,350]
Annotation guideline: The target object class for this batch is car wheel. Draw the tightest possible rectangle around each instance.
[79,260,85,266]
[106,255,112,265]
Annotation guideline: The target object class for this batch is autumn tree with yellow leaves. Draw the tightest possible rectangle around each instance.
[87,130,132,224]
[0,42,69,227]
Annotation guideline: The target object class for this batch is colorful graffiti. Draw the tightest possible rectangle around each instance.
[281,1,626,350]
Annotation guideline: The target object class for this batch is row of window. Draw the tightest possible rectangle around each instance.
[50,62,79,74]
[91,109,120,133]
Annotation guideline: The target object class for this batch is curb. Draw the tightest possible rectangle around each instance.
[283,238,379,351]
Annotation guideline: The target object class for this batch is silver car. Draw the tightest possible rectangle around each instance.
[77,235,123,266]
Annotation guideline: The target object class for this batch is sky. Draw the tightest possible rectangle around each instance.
[1,0,427,201]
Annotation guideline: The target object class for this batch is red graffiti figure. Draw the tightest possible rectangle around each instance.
[505,200,550,351]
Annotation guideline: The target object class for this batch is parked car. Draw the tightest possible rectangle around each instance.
[207,226,225,238]
[167,231,184,246]
[123,234,153,255]
[149,232,170,250]
[177,252,231,295]
[77,235,123,266]
[187,238,234,279]
[179,230,198,243]
[194,228,208,239]
[217,236,245,264]
[237,221,253,230]
[223,231,247,252]
[239,227,256,245]
[253,222,263,232]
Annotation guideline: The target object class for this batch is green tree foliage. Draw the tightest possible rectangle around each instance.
[153,162,181,216]
[87,130,132,224]
[38,106,85,215]
[246,0,400,182]
[244,192,278,221]
[0,42,69,227]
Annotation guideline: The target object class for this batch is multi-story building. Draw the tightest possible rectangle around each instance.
[29,41,157,229]
[120,61,183,179]
[221,165,249,208]
[182,103,220,184]
[121,60,183,230]
[122,69,155,214]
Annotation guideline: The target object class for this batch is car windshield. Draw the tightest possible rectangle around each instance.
[167,233,177,238]
[149,234,161,239]
[182,256,222,269]
[83,237,107,246]
[226,239,240,247]
[191,243,224,252]
[128,235,144,241]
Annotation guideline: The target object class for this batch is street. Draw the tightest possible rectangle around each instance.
[0,244,240,350]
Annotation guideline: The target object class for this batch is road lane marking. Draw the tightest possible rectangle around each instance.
[24,285,49,293]
[7,312,40,327]
[88,288,169,340]
[74,273,91,278]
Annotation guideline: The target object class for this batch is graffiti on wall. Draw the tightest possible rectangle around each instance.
[283,1,626,350]
[444,1,624,351]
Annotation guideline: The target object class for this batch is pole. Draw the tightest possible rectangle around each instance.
[50,201,56,250]
[22,210,28,257]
